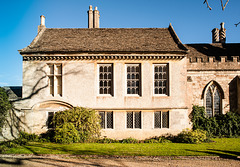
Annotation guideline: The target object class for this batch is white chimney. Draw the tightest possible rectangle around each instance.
[38,15,46,33]
[93,6,100,28]
[40,15,45,26]
[88,5,93,28]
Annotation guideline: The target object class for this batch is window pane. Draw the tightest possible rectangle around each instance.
[154,64,168,95]
[134,112,141,129]
[206,89,213,117]
[57,76,62,96]
[154,111,161,128]
[214,89,221,115]
[99,64,113,95]
[99,112,105,128]
[127,112,133,128]
[49,65,54,75]
[162,111,169,128]
[107,112,113,129]
[49,76,54,96]
[56,64,62,75]
[127,64,140,95]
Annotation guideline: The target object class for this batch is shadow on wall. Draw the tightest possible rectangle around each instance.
[229,76,240,114]
[1,65,83,140]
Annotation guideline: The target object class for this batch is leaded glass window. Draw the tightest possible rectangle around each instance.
[154,64,168,95]
[126,64,141,95]
[99,64,113,95]
[214,89,221,115]
[127,111,141,129]
[206,89,213,117]
[205,82,222,117]
[154,111,169,128]
[99,111,113,129]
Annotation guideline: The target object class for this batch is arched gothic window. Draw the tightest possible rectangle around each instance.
[204,82,223,117]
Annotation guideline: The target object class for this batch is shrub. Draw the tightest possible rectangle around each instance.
[190,105,240,137]
[18,131,39,142]
[121,137,139,143]
[97,137,119,143]
[54,122,80,144]
[0,87,12,133]
[143,136,172,143]
[175,129,207,144]
[53,107,101,143]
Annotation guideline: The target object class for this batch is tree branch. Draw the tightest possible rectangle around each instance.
[235,22,240,27]
[221,0,229,11]
[203,0,212,10]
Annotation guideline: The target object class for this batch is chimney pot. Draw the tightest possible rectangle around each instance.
[38,15,46,33]
[88,5,93,28]
[219,22,226,43]
[212,28,219,43]
[40,15,45,26]
[93,6,100,28]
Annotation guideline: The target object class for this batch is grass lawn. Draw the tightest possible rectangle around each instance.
[3,138,240,158]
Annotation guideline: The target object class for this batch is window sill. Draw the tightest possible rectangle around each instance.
[97,94,114,98]
[125,94,141,97]
[152,94,169,97]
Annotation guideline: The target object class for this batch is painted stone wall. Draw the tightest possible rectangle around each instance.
[19,54,190,138]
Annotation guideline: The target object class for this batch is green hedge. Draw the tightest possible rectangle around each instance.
[190,105,240,137]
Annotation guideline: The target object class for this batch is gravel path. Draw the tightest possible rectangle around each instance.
[0,154,239,167]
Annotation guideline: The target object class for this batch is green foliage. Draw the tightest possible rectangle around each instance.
[18,131,39,142]
[97,137,120,143]
[53,107,101,143]
[121,137,139,143]
[191,105,240,137]
[54,122,80,144]
[175,129,208,144]
[0,87,12,133]
[144,136,172,143]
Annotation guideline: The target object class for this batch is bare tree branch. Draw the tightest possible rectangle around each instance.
[203,0,212,10]
[235,22,240,27]
[221,0,229,11]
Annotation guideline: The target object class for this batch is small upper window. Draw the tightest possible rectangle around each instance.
[47,64,62,96]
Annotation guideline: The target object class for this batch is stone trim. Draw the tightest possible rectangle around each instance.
[23,55,185,61]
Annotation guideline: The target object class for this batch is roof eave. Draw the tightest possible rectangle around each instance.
[20,50,188,55]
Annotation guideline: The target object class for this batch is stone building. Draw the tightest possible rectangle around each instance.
[4,6,240,140]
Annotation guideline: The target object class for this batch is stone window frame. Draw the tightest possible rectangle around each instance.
[98,111,114,129]
[154,111,170,129]
[203,81,224,117]
[153,64,169,96]
[125,64,142,96]
[126,111,142,129]
[47,63,63,97]
[97,63,114,96]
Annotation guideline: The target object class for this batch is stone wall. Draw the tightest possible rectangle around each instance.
[19,54,190,138]
[187,57,240,114]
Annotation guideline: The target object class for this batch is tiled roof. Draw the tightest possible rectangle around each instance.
[19,26,188,54]
[3,86,22,100]
[186,43,240,61]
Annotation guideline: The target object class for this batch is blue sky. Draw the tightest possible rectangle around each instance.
[0,0,239,86]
